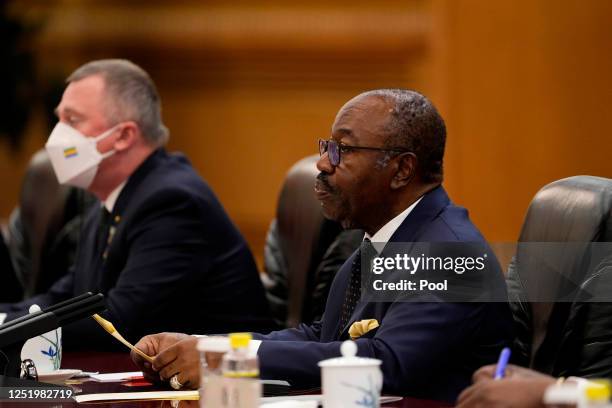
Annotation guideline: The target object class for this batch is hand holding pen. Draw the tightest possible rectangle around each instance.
[494,347,512,380]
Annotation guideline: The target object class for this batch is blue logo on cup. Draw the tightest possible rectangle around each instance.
[39,331,61,370]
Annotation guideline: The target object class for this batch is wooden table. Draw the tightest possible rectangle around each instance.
[0,352,451,407]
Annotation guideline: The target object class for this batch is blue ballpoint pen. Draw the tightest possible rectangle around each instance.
[493,347,511,380]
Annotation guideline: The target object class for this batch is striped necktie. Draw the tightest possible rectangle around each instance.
[338,239,372,337]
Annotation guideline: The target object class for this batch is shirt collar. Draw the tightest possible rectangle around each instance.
[364,196,423,252]
[103,181,127,213]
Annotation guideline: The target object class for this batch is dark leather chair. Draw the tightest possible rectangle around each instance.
[0,231,21,302]
[262,155,361,328]
[6,150,95,298]
[508,175,612,378]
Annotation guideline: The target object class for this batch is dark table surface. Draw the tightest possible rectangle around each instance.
[0,352,451,407]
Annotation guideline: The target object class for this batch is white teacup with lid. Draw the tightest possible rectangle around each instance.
[318,340,383,408]
[20,304,62,374]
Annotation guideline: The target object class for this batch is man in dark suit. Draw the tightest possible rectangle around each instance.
[132,89,513,402]
[0,59,272,348]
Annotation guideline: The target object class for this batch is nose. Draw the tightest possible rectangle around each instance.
[316,151,334,174]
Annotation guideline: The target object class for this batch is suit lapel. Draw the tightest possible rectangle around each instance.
[97,149,166,290]
[334,186,451,339]
[321,250,358,341]
[388,186,450,243]
[112,149,165,216]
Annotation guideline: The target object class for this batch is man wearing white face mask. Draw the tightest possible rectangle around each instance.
[0,59,273,349]
[45,122,123,189]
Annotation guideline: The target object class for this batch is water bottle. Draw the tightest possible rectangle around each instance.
[580,380,611,408]
[545,379,612,408]
[221,333,261,408]
[198,336,230,408]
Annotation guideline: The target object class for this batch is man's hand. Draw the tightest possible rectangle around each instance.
[456,364,556,408]
[472,364,555,383]
[131,332,190,384]
[456,378,555,408]
[152,336,200,389]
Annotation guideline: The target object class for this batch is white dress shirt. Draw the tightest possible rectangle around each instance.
[365,196,423,253]
[104,181,126,212]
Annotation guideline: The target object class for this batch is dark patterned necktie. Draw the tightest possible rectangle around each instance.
[339,239,371,337]
[96,207,113,258]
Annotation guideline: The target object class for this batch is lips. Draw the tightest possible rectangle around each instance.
[314,179,333,200]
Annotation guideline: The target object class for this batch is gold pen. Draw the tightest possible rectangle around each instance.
[92,314,154,363]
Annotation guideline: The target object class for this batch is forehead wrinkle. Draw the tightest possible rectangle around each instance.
[334,100,366,126]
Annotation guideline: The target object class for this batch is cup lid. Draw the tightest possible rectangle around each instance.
[197,336,230,352]
[229,332,252,349]
[318,340,382,368]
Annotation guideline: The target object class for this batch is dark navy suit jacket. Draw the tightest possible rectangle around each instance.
[2,149,272,349]
[254,186,513,402]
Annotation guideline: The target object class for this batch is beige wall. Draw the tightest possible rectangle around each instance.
[2,0,610,261]
[428,0,612,242]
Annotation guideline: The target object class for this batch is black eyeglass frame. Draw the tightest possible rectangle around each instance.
[318,139,411,167]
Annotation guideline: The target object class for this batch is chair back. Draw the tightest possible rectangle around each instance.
[508,176,612,372]
[264,155,362,327]
[277,155,335,327]
[7,150,95,296]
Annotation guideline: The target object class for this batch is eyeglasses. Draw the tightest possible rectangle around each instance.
[318,139,409,167]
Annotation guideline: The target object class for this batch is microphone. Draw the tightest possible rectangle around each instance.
[0,292,106,379]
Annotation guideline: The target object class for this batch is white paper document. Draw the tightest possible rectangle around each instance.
[260,395,403,406]
[88,371,143,382]
[75,388,401,405]
[75,390,198,403]
[75,391,312,404]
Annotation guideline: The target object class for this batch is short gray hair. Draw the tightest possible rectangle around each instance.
[361,89,446,183]
[67,59,169,146]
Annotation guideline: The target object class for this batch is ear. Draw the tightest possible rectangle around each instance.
[113,121,139,152]
[390,152,416,189]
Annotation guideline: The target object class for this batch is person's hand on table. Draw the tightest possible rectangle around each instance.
[152,335,200,389]
[131,332,191,384]
[472,364,555,383]
[456,364,556,408]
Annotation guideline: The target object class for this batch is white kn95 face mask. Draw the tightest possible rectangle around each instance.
[45,122,119,189]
